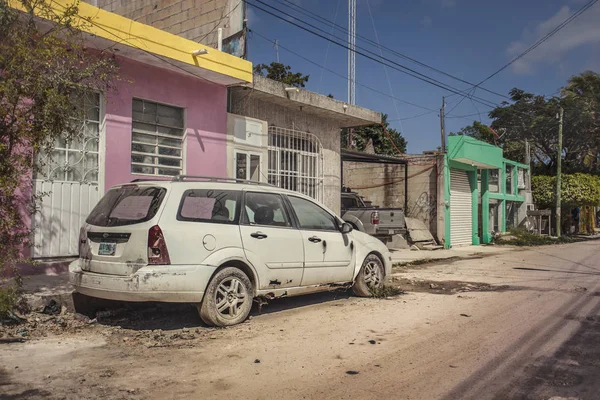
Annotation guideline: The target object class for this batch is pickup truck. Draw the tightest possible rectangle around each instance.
[341,190,406,241]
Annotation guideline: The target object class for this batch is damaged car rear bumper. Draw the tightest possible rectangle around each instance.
[69,259,216,303]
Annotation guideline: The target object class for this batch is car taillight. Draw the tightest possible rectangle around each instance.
[370,211,380,225]
[148,225,170,265]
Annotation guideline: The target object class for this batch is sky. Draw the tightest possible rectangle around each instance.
[244,0,600,154]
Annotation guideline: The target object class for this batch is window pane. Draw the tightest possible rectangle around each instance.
[132,133,156,144]
[178,190,239,224]
[158,168,179,176]
[158,147,181,157]
[157,125,184,138]
[236,153,247,180]
[288,196,337,231]
[250,155,260,181]
[157,104,183,127]
[132,122,157,135]
[132,154,155,165]
[157,136,182,146]
[158,157,181,167]
[131,99,184,176]
[132,165,154,174]
[244,192,290,227]
[132,143,155,154]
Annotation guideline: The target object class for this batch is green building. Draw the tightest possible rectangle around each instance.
[443,136,531,248]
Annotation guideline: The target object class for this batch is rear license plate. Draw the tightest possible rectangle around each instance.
[389,229,395,235]
[98,242,116,256]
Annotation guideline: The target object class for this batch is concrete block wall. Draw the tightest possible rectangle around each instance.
[87,0,238,48]
[343,154,441,238]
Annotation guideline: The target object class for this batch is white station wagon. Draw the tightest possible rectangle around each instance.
[69,176,392,326]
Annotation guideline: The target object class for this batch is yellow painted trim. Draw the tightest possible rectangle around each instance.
[9,0,253,84]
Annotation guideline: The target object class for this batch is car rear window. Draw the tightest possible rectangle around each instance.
[86,186,166,227]
[177,189,240,224]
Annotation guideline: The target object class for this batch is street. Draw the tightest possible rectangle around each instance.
[2,240,600,400]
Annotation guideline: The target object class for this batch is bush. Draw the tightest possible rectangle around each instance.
[496,228,576,246]
[532,173,600,208]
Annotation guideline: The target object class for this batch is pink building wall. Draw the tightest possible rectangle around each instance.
[103,56,228,190]
[9,56,229,276]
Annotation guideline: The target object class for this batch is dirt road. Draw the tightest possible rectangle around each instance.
[2,241,600,400]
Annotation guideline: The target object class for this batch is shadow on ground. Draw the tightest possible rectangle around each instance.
[80,289,352,331]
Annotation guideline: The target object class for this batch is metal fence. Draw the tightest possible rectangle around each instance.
[267,126,324,202]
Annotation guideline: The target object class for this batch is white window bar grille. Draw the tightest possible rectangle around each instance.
[267,126,324,202]
[131,98,184,177]
[36,92,101,183]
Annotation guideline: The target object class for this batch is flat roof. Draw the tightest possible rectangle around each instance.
[233,75,382,127]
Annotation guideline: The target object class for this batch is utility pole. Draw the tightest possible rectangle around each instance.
[555,107,564,237]
[274,40,280,63]
[525,139,531,190]
[440,96,446,153]
[347,0,356,105]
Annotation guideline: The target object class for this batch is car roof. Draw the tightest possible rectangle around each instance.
[113,179,310,199]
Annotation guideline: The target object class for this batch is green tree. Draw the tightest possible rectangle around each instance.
[449,120,497,143]
[253,62,309,87]
[341,114,407,155]
[453,71,600,174]
[0,0,118,313]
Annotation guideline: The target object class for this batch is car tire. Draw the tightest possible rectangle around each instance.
[198,267,253,327]
[352,254,385,297]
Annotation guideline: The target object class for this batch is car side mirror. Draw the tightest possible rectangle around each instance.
[340,222,353,234]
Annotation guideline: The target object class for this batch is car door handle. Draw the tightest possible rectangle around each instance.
[308,236,322,243]
[250,232,268,239]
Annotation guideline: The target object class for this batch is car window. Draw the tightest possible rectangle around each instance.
[288,196,338,231]
[244,192,291,228]
[86,186,166,227]
[341,196,358,209]
[177,190,240,224]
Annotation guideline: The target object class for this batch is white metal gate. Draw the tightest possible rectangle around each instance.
[450,169,473,247]
[267,126,324,202]
[32,93,102,258]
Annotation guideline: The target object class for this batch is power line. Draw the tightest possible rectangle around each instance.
[249,28,437,113]
[472,0,599,89]
[317,0,341,94]
[272,0,509,101]
[245,0,500,109]
[366,0,405,134]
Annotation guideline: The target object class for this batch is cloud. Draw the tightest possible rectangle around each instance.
[421,16,432,28]
[507,4,600,74]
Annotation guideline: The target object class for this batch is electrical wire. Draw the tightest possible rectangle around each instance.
[250,28,436,113]
[365,0,406,136]
[317,0,341,94]
[245,0,500,109]
[467,0,599,91]
[273,0,509,101]
[196,0,243,44]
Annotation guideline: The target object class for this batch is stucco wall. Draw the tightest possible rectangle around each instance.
[86,0,240,48]
[343,154,441,239]
[104,56,228,189]
[229,94,343,214]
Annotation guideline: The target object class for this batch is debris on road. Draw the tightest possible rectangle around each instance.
[346,370,360,375]
[390,277,508,295]
[460,314,472,318]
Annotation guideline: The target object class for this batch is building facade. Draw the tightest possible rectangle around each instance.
[444,135,530,248]
[227,75,382,214]
[13,0,252,260]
